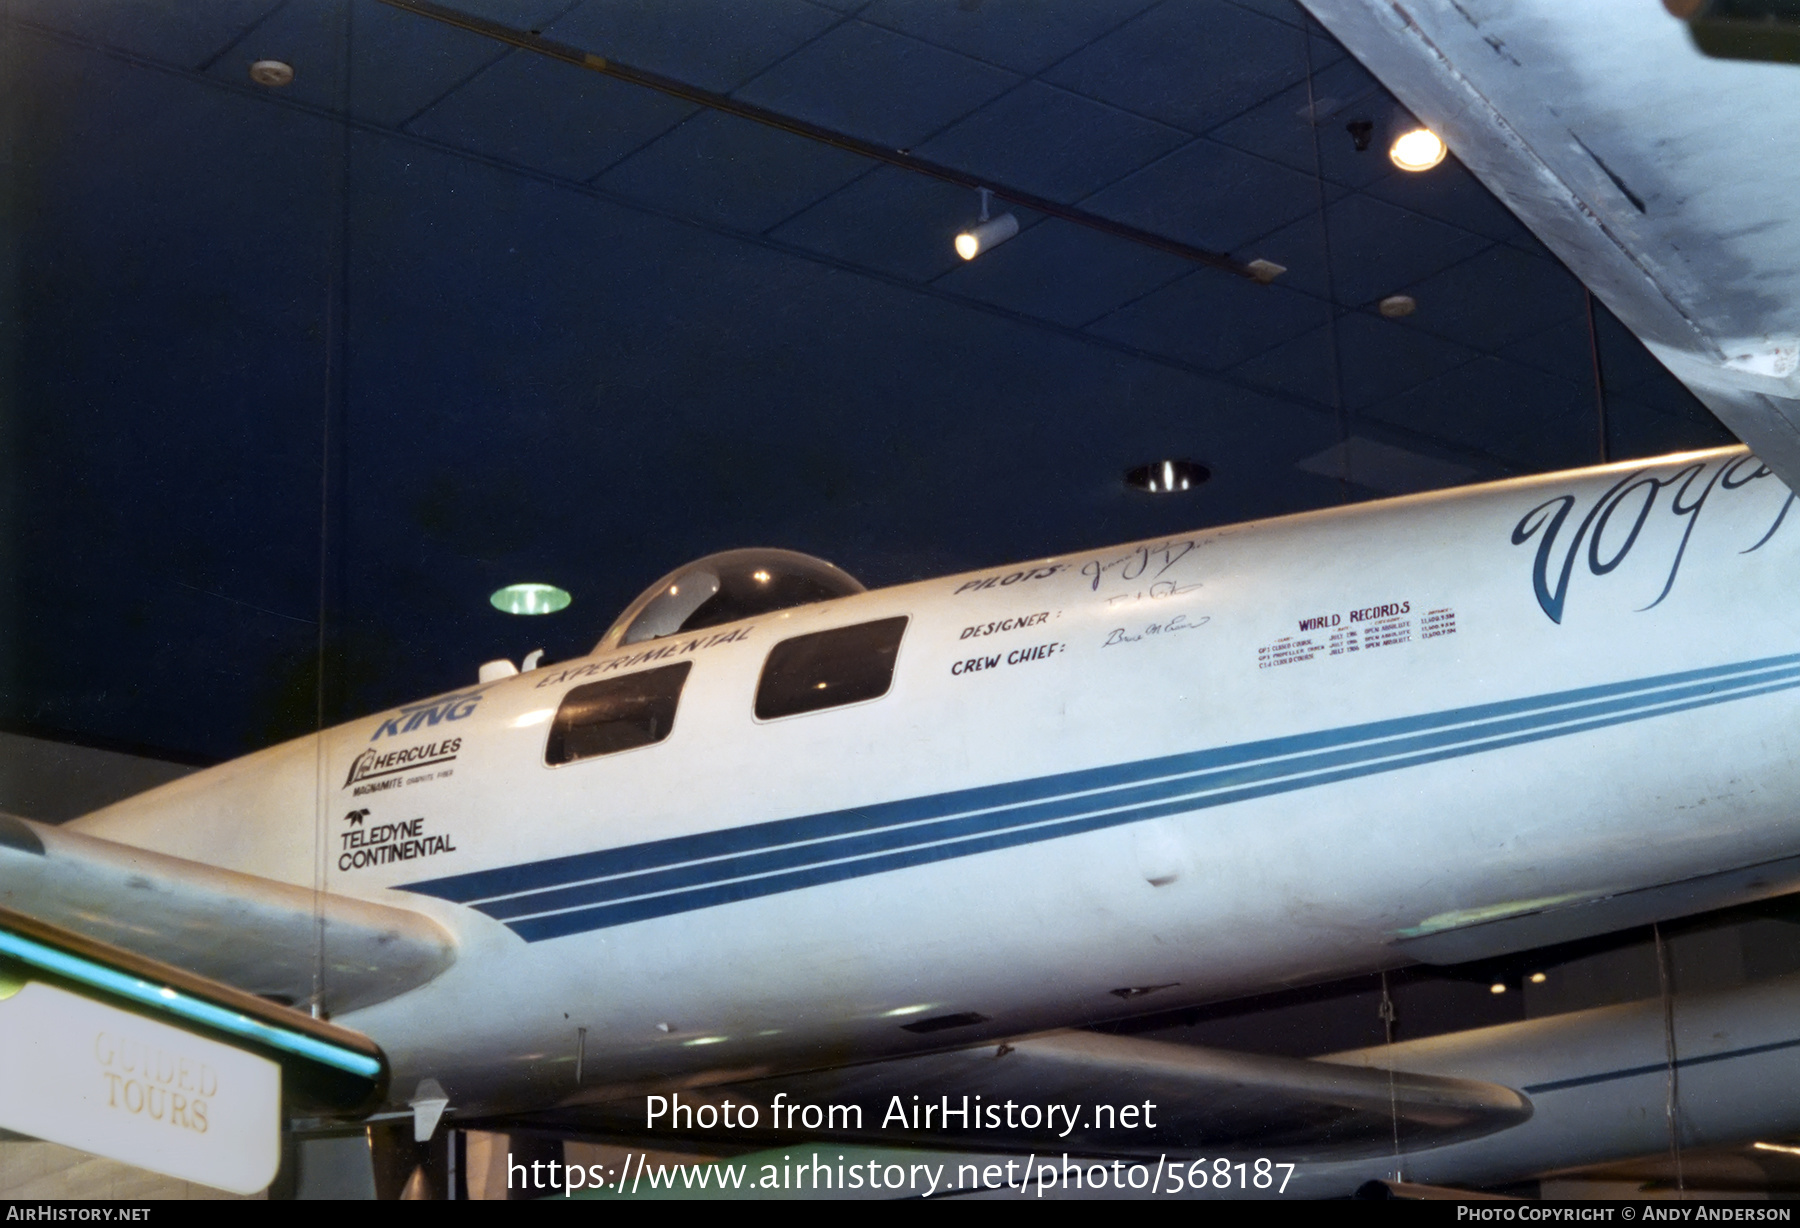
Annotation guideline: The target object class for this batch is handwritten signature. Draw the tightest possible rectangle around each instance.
[1082,539,1204,592]
[1511,453,1790,624]
[1103,614,1212,646]
[1104,579,1203,606]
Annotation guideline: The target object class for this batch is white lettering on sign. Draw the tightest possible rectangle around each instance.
[0,980,279,1194]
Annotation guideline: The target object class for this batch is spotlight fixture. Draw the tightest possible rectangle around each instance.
[1528,972,1547,984]
[954,187,1019,261]
[1390,127,1447,172]
[249,60,295,87]
[1489,982,1507,995]
[1125,459,1210,494]
[1378,294,1417,318]
[489,583,572,615]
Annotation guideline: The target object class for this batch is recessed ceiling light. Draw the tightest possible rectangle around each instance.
[1390,128,1446,172]
[1528,972,1547,984]
[1125,459,1209,494]
[1489,982,1507,995]
[490,583,571,615]
[249,60,294,88]
[1378,294,1417,318]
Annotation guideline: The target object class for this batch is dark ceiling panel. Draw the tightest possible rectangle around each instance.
[855,0,1158,76]
[1223,0,1309,27]
[733,19,1020,151]
[1607,396,1736,460]
[913,81,1190,205]
[201,0,342,108]
[1083,138,1322,254]
[9,31,335,754]
[1365,356,1595,472]
[767,167,972,282]
[596,109,871,233]
[1323,193,1492,307]
[1499,318,1599,386]
[1396,244,1584,353]
[1226,209,1332,298]
[406,47,697,182]
[543,0,840,93]
[1206,52,1397,190]
[1088,272,1325,371]
[6,0,285,69]
[341,0,510,127]
[930,218,1190,328]
[1228,311,1481,410]
[1044,1,1322,134]
[1361,158,1531,245]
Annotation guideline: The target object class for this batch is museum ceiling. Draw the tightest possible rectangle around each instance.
[0,0,1736,761]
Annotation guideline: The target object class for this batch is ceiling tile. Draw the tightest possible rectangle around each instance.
[1397,244,1585,352]
[1295,436,1476,494]
[734,20,1019,150]
[1043,1,1308,134]
[1593,302,1685,394]
[1088,272,1327,372]
[1225,0,1310,28]
[932,218,1190,327]
[1607,397,1737,460]
[1361,157,1530,244]
[204,0,507,124]
[597,109,871,232]
[1363,357,1595,471]
[856,0,1157,75]
[1207,53,1400,190]
[1232,311,1479,409]
[1222,210,1331,298]
[347,0,511,127]
[544,0,841,93]
[7,0,285,70]
[769,166,980,282]
[407,49,696,181]
[1324,193,1491,306]
[914,82,1190,204]
[1083,139,1321,254]
[1500,319,1598,385]
[200,0,340,109]
[1611,363,1721,426]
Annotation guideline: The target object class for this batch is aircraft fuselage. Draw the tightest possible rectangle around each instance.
[72,446,1800,1119]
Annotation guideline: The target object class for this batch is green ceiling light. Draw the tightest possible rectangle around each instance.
[490,583,572,616]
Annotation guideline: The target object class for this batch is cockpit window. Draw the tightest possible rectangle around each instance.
[755,617,908,720]
[546,663,691,765]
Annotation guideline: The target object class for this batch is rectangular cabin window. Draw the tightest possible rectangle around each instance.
[755,616,908,720]
[546,662,691,765]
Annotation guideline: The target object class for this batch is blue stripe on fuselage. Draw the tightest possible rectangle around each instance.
[397,653,1800,942]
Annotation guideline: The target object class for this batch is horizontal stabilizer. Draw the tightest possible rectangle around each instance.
[549,1029,1531,1160]
[0,813,453,1015]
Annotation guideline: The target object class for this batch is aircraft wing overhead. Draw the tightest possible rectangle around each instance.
[0,813,453,1015]
[1299,0,1800,490]
[542,1030,1532,1161]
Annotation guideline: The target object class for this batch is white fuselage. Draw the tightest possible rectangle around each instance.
[70,447,1800,1118]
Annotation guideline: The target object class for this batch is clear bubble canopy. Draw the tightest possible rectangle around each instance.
[597,548,866,651]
